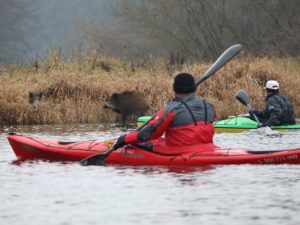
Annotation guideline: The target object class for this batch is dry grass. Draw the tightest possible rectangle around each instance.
[0,54,299,125]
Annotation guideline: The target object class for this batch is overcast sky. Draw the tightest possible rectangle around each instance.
[27,0,112,59]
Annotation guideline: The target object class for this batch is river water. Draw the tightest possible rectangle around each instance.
[1,124,300,225]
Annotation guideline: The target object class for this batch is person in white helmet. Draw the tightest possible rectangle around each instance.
[249,80,295,127]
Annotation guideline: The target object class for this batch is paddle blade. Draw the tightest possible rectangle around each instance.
[236,89,250,106]
[196,44,242,86]
[80,147,114,166]
[236,89,260,123]
[80,153,106,166]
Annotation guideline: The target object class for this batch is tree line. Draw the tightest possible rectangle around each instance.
[1,0,300,64]
[80,0,300,62]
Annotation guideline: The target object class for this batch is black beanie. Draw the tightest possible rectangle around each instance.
[173,73,196,93]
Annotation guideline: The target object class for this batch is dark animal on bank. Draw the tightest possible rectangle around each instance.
[104,91,149,123]
[28,91,43,110]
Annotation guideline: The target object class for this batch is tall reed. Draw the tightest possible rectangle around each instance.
[0,54,299,125]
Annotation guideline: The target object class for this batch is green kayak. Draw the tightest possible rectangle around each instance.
[137,116,300,133]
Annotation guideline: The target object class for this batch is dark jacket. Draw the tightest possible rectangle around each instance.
[124,93,217,154]
[262,93,295,126]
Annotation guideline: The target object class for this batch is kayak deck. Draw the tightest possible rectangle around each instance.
[7,133,300,165]
[214,117,300,133]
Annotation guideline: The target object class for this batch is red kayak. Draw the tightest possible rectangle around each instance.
[7,133,300,165]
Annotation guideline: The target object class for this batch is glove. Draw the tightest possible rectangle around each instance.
[113,135,126,150]
[248,109,261,116]
[249,109,264,117]
[257,122,270,128]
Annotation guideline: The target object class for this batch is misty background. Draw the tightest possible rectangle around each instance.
[0,0,112,64]
[1,0,300,65]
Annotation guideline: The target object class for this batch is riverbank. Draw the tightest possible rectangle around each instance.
[0,54,299,125]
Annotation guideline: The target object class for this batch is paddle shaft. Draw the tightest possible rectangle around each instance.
[246,104,260,123]
[80,113,156,166]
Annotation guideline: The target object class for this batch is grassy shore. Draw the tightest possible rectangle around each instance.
[0,53,299,125]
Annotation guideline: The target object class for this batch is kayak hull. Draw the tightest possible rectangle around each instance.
[7,134,300,165]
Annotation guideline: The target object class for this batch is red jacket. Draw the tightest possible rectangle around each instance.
[124,94,217,154]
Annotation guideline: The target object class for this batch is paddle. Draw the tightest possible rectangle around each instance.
[195,44,242,86]
[80,43,242,166]
[235,89,260,123]
[80,114,156,166]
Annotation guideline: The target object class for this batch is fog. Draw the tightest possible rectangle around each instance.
[1,0,300,64]
[30,0,112,60]
[0,0,112,64]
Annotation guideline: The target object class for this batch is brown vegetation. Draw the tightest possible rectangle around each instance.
[0,54,299,125]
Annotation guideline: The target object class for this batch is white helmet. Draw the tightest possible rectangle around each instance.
[265,80,279,90]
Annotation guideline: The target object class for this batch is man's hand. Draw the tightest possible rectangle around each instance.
[249,108,264,117]
[249,108,260,116]
[113,135,126,150]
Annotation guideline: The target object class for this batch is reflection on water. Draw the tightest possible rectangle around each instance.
[1,124,300,225]
[10,158,74,166]
[112,165,215,175]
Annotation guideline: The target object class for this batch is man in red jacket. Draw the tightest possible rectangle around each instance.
[113,73,217,154]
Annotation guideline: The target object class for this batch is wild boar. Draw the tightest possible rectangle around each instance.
[28,91,43,110]
[104,91,149,123]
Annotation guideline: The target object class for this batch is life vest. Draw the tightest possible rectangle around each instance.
[264,93,295,125]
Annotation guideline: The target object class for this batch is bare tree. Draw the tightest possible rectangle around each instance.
[78,0,300,60]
